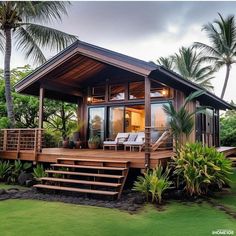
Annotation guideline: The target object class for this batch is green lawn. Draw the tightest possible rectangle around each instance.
[0,200,235,236]
[0,172,235,236]
[212,169,236,211]
[0,183,28,190]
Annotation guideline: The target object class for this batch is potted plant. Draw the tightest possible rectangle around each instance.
[72,121,84,149]
[88,135,100,149]
[72,121,84,141]
[62,137,69,148]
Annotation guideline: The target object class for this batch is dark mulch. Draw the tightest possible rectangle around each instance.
[0,187,146,213]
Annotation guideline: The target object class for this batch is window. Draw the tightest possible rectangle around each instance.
[151,82,170,98]
[129,82,145,99]
[92,86,105,103]
[109,84,125,101]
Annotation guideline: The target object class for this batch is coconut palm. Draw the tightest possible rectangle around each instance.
[0,1,77,127]
[173,47,214,91]
[163,90,205,150]
[157,56,174,71]
[157,48,214,91]
[194,14,236,99]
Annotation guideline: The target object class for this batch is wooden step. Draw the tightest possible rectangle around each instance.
[46,170,124,179]
[41,177,121,187]
[51,163,127,171]
[57,158,129,164]
[34,184,118,196]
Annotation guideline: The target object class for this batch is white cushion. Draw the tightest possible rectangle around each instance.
[135,132,145,142]
[103,141,117,145]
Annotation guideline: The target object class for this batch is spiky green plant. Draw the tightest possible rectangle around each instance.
[0,161,11,181]
[33,164,47,179]
[172,143,233,196]
[133,165,172,204]
[8,160,32,183]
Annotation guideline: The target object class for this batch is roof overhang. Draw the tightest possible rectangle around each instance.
[15,40,234,110]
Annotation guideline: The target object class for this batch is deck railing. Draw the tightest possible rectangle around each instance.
[0,129,44,155]
[144,126,173,167]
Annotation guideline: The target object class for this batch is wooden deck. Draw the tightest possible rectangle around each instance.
[0,146,235,169]
[0,148,174,169]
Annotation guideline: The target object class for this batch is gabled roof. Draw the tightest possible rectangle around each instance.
[15,40,234,110]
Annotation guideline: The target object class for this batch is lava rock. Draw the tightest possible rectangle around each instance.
[133,195,146,204]
[0,189,6,195]
[18,172,34,186]
[25,179,35,187]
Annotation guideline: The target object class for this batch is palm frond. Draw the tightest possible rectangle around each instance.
[20,1,70,23]
[157,56,174,70]
[0,31,5,53]
[14,26,46,64]
[21,23,77,52]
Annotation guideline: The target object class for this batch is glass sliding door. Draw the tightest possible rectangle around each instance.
[88,107,105,141]
[125,105,145,132]
[109,107,124,139]
[151,103,170,131]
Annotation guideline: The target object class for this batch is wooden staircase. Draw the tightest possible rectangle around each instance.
[228,157,236,167]
[34,158,130,199]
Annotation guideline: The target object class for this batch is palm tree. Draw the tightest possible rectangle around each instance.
[157,56,174,71]
[163,90,205,151]
[157,48,214,91]
[194,14,236,99]
[173,47,214,91]
[0,2,77,127]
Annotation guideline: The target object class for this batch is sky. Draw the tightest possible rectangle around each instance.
[1,1,236,103]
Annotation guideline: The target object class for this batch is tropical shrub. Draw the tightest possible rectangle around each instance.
[33,164,48,179]
[0,161,11,181]
[220,110,236,147]
[172,143,233,196]
[7,160,32,183]
[133,165,172,204]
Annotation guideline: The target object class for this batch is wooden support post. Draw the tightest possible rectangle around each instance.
[17,130,21,159]
[3,130,7,151]
[144,76,151,169]
[38,87,45,129]
[38,87,44,154]
[34,129,38,164]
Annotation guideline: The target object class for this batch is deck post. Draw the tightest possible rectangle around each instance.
[38,86,45,154]
[38,86,45,129]
[144,76,151,169]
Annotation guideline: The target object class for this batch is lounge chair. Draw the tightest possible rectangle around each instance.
[103,133,129,151]
[123,132,145,152]
[123,133,138,151]
[151,130,171,151]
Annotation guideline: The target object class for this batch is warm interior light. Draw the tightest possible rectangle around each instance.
[87,96,92,102]
[162,89,168,96]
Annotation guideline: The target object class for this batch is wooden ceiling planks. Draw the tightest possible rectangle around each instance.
[48,55,107,87]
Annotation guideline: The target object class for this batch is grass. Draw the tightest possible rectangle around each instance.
[0,172,235,235]
[212,169,236,211]
[0,183,28,190]
[0,200,235,236]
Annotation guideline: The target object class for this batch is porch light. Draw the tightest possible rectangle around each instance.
[87,96,92,103]
[162,89,168,96]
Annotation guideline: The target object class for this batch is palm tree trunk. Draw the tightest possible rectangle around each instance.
[221,64,231,99]
[4,28,15,127]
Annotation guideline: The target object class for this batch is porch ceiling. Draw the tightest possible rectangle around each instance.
[18,55,112,103]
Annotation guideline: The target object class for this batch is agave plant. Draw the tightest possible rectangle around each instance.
[0,161,11,181]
